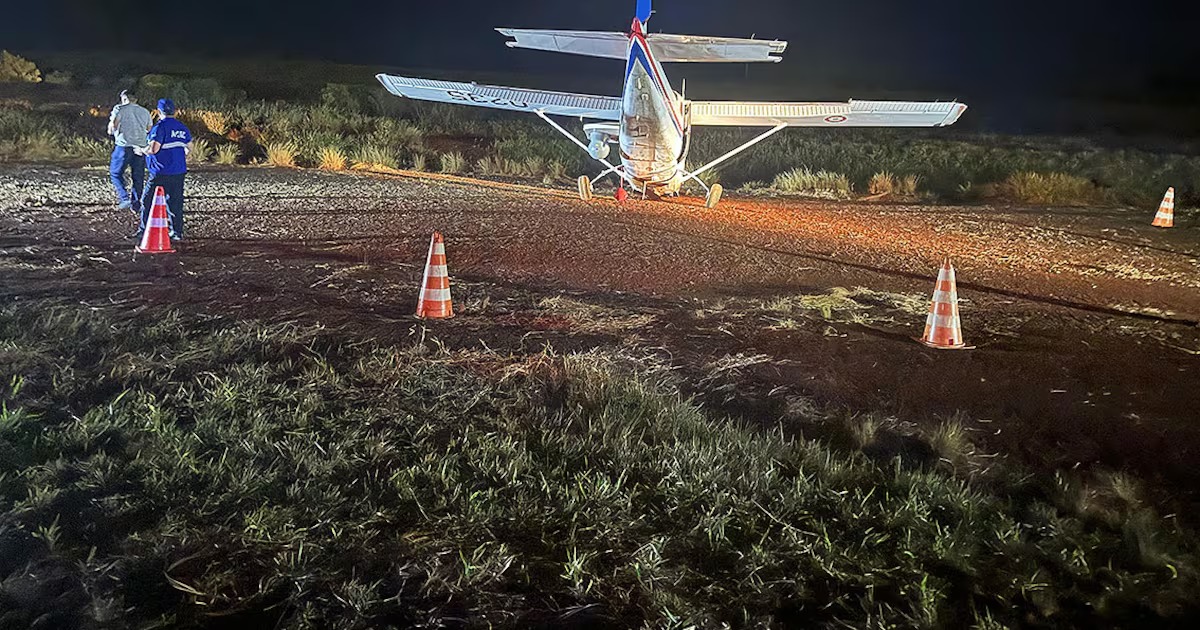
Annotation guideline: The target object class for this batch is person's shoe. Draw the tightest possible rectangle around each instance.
[117,200,132,211]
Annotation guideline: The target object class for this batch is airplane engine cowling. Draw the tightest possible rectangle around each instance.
[587,132,612,161]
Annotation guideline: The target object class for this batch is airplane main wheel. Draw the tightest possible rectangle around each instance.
[577,175,593,201]
[705,183,723,209]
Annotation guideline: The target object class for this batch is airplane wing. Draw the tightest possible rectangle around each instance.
[689,100,968,127]
[376,74,622,121]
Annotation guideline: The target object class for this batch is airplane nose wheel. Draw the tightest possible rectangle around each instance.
[705,183,723,209]
[577,175,593,201]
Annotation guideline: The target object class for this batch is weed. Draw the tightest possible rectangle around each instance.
[772,167,853,198]
[352,144,397,170]
[188,138,211,164]
[264,141,298,167]
[869,171,898,196]
[317,145,347,171]
[214,143,238,165]
[0,50,41,83]
[440,151,466,174]
[995,172,1105,206]
[412,153,427,172]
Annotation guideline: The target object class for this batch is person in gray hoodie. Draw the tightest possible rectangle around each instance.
[107,89,153,212]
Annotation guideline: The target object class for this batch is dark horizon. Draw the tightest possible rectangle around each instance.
[5,0,1197,104]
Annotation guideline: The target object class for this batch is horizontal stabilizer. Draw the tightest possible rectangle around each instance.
[496,29,787,63]
[690,100,968,127]
[376,74,622,121]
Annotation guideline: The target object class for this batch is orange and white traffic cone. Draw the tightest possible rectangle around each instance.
[136,186,175,254]
[615,186,628,203]
[416,232,454,319]
[1152,187,1175,228]
[917,258,972,350]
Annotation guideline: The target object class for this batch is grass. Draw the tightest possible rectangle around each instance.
[1,302,1199,628]
[214,143,238,165]
[351,144,398,171]
[772,167,854,199]
[264,141,299,167]
[187,138,211,164]
[996,171,1106,206]
[440,151,466,174]
[317,146,347,171]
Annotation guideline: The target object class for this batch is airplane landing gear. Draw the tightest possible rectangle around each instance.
[577,175,593,201]
[705,183,723,209]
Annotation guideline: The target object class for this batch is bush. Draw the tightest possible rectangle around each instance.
[188,139,211,164]
[318,146,347,171]
[352,144,398,170]
[264,141,298,167]
[440,151,466,174]
[996,171,1105,206]
[0,51,41,83]
[214,144,238,165]
[772,167,853,198]
[869,171,897,196]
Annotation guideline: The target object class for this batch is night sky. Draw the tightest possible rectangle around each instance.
[5,0,1196,102]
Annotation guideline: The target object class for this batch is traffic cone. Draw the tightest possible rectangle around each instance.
[416,232,454,319]
[917,258,972,350]
[615,187,628,203]
[136,186,175,254]
[1152,187,1175,228]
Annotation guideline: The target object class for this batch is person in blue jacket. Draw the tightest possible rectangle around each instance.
[135,99,192,240]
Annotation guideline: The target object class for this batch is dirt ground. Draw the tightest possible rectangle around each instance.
[3,164,1199,510]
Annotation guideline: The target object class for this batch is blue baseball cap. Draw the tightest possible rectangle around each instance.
[157,98,176,115]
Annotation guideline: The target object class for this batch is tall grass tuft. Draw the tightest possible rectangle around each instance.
[996,171,1105,206]
[352,144,398,170]
[772,167,853,198]
[214,144,238,165]
[264,141,298,167]
[188,138,211,164]
[440,151,466,174]
[318,146,347,171]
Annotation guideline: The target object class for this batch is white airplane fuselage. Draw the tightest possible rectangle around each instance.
[618,18,687,196]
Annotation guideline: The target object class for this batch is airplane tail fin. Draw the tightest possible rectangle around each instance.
[637,0,652,24]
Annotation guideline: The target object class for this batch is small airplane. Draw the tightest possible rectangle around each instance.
[377,0,966,208]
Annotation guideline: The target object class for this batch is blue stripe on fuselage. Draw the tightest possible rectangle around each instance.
[624,37,684,137]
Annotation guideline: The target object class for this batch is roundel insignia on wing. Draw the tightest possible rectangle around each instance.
[824,115,848,123]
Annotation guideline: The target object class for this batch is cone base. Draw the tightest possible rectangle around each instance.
[916,337,974,351]
[135,246,176,254]
[416,312,455,320]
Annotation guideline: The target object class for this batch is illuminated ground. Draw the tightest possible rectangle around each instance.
[3,163,1199,502]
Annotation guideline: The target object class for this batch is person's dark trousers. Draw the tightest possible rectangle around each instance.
[109,146,145,210]
[140,173,186,237]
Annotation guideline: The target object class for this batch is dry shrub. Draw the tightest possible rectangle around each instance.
[317,146,347,171]
[214,144,238,165]
[997,172,1104,206]
[869,171,897,196]
[0,51,41,83]
[440,152,465,174]
[188,139,211,164]
[264,141,298,167]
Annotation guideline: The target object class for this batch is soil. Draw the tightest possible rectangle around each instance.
[2,164,1199,509]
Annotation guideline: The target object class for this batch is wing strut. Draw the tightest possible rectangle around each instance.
[534,109,634,187]
[679,122,788,189]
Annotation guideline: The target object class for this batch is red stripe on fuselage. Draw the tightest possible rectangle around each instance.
[627,22,684,137]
